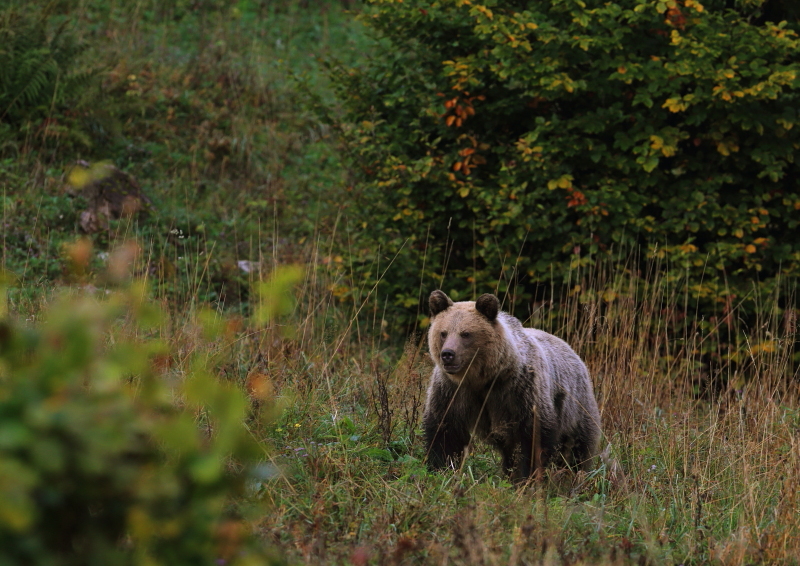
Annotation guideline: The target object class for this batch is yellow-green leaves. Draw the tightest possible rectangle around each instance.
[547,175,574,190]
[0,459,36,532]
[254,265,304,326]
[0,271,12,319]
[662,96,689,113]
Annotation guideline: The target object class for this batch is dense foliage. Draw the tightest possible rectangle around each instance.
[330,0,800,347]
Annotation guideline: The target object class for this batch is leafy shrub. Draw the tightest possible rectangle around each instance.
[328,0,800,350]
[0,268,285,565]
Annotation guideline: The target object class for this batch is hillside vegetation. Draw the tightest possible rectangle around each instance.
[2,1,800,565]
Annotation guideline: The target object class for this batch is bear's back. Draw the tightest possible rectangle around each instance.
[522,328,585,373]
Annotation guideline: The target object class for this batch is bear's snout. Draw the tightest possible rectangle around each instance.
[440,348,460,373]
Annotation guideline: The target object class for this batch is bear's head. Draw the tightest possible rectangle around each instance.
[428,290,507,387]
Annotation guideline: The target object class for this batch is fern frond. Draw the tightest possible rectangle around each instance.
[0,4,93,124]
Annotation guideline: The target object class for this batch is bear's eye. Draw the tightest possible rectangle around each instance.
[460,331,471,339]
[440,331,448,339]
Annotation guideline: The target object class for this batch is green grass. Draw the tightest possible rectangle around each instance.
[3,2,800,565]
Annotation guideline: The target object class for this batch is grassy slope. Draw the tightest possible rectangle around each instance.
[2,0,363,315]
[3,2,800,565]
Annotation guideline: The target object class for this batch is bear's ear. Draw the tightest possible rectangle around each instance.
[429,290,453,316]
[475,294,500,322]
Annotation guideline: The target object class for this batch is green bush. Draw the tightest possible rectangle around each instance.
[328,0,800,344]
[0,271,283,566]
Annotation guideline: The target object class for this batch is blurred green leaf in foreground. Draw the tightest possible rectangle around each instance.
[0,244,289,566]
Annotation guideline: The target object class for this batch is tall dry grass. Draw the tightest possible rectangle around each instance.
[247,250,800,565]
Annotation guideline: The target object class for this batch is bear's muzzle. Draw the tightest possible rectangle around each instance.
[440,348,461,374]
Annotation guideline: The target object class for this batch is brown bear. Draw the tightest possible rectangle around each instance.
[423,290,601,481]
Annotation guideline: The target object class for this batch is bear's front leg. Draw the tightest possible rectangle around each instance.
[499,430,534,483]
[423,410,470,471]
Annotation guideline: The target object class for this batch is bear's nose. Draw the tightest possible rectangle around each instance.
[441,349,456,364]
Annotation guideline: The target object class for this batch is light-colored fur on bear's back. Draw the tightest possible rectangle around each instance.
[495,315,596,433]
[522,327,597,429]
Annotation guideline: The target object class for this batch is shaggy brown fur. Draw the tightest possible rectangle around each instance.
[423,290,601,481]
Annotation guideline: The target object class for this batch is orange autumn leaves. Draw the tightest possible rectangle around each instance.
[441,91,484,128]
[440,92,487,177]
[452,144,487,176]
